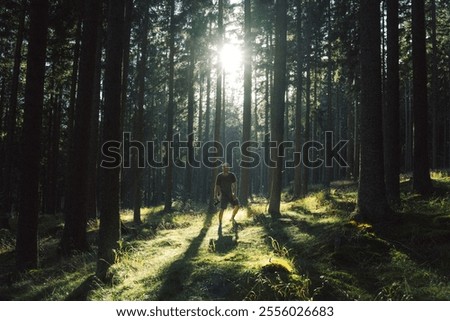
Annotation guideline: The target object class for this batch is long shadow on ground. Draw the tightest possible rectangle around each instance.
[155,211,214,300]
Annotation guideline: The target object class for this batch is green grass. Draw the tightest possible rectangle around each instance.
[1,175,450,300]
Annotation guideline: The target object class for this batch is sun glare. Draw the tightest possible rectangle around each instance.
[220,43,242,74]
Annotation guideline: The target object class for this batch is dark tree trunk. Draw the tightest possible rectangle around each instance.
[196,73,204,202]
[0,78,5,137]
[132,4,149,225]
[185,41,196,202]
[239,0,252,206]
[61,0,101,254]
[15,0,49,271]
[324,0,333,189]
[346,100,354,180]
[86,12,104,220]
[357,0,390,222]
[4,6,26,214]
[64,15,82,217]
[384,0,400,204]
[263,44,270,196]
[412,0,432,194]
[121,0,133,132]
[293,0,303,199]
[303,29,311,195]
[45,90,62,215]
[97,0,125,281]
[268,0,287,218]
[203,52,212,204]
[164,0,176,212]
[119,0,133,210]
[209,0,224,213]
[430,0,438,169]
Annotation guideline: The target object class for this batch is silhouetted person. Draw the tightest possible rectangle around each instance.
[214,163,239,234]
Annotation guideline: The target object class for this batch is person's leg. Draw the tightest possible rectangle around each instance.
[218,209,224,226]
[231,205,239,222]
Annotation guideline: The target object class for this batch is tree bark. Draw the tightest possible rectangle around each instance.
[16,0,49,271]
[430,0,438,169]
[185,40,196,202]
[64,14,82,219]
[209,0,224,213]
[132,3,149,225]
[293,0,303,199]
[239,0,252,206]
[412,0,432,194]
[268,0,287,218]
[61,0,101,254]
[164,0,176,212]
[86,10,104,220]
[324,0,333,189]
[97,0,125,281]
[357,0,390,222]
[384,0,400,204]
[4,6,26,214]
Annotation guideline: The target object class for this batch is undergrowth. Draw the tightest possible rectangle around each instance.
[1,174,450,300]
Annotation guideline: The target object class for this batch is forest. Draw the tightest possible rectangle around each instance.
[1,0,450,301]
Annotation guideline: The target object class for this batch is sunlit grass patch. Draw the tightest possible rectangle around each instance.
[243,237,312,301]
[3,176,450,301]
[90,211,206,300]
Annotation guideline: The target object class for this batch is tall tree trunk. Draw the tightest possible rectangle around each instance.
[0,77,5,137]
[240,0,252,206]
[293,0,303,199]
[346,98,354,180]
[4,6,26,214]
[204,56,212,204]
[87,11,104,220]
[64,15,82,218]
[132,4,149,225]
[121,0,133,132]
[61,0,101,254]
[353,99,360,179]
[15,0,49,271]
[119,0,133,210]
[303,33,311,195]
[196,73,204,202]
[204,47,212,205]
[263,40,270,196]
[324,0,333,189]
[164,0,176,212]
[430,0,438,169]
[357,0,390,222]
[252,72,259,196]
[46,90,62,215]
[209,0,224,213]
[97,0,125,281]
[268,0,287,218]
[221,72,226,145]
[185,41,196,202]
[0,79,5,169]
[412,0,432,194]
[384,0,400,204]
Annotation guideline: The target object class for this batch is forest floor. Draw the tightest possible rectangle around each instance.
[1,173,450,301]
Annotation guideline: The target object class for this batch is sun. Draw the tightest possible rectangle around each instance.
[220,43,242,74]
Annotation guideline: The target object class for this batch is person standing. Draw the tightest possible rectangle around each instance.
[214,163,240,232]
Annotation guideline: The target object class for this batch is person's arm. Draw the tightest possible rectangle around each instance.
[231,182,237,199]
[214,185,219,200]
[231,173,237,199]
[214,175,220,199]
